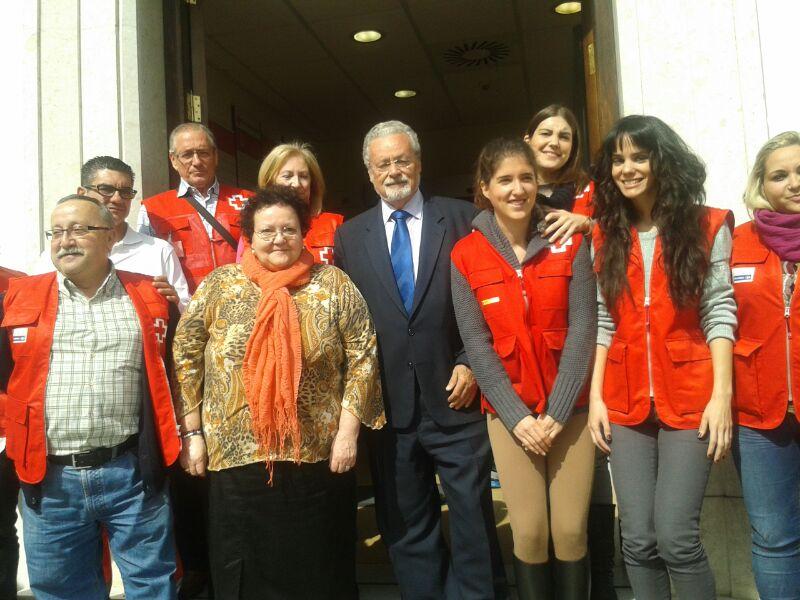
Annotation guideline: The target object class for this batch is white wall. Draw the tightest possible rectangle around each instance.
[0,0,168,274]
[613,0,798,227]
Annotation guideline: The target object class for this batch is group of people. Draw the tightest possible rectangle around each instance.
[0,105,796,600]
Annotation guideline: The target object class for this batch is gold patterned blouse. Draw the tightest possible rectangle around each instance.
[173,263,385,471]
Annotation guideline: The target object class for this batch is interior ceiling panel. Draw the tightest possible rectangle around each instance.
[201,0,581,140]
[404,0,517,43]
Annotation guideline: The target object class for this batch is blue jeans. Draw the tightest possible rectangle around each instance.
[21,451,176,600]
[734,415,800,600]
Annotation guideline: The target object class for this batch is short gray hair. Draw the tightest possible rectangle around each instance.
[56,194,115,228]
[168,122,217,154]
[362,120,421,169]
[743,131,800,213]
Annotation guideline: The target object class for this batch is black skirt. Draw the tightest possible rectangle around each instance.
[207,460,358,600]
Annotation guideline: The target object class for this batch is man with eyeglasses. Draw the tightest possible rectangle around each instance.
[0,195,180,599]
[334,121,505,599]
[138,122,253,294]
[33,156,191,311]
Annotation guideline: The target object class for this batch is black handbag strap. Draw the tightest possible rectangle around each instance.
[182,193,238,250]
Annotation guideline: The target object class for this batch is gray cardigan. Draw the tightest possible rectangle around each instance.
[450,211,597,430]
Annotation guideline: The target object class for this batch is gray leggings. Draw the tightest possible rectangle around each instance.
[609,422,716,600]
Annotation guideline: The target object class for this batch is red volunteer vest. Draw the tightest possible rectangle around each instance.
[0,266,26,439]
[593,207,732,429]
[452,230,586,415]
[731,221,800,428]
[572,181,595,217]
[0,271,180,484]
[304,212,344,265]
[142,184,253,293]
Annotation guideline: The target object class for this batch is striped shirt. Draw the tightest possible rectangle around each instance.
[45,266,143,455]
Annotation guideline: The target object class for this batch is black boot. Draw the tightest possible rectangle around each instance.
[588,504,618,600]
[554,556,589,599]
[513,557,553,600]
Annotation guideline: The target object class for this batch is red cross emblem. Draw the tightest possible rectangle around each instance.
[318,246,333,265]
[154,318,167,346]
[227,194,247,211]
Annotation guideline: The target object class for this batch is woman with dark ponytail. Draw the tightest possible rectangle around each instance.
[588,115,736,599]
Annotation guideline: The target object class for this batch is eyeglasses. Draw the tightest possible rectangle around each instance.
[254,227,300,242]
[84,184,137,200]
[173,149,214,164]
[45,225,113,240]
[371,158,415,174]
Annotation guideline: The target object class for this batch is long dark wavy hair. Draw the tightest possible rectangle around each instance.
[593,115,709,309]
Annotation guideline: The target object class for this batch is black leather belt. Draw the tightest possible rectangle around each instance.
[48,435,138,469]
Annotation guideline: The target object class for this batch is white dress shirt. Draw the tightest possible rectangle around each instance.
[34,225,191,311]
[137,178,221,239]
[380,190,424,281]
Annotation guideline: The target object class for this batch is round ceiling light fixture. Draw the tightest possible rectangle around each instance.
[353,30,382,43]
[554,2,582,15]
[394,89,417,99]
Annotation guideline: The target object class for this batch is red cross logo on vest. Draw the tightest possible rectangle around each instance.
[154,318,167,346]
[227,194,247,211]
[318,246,333,265]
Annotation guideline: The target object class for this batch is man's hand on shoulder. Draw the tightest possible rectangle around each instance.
[446,364,477,410]
[152,275,179,305]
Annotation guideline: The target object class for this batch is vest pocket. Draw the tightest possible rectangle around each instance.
[665,336,713,415]
[1,307,41,357]
[493,334,521,385]
[469,268,506,319]
[732,337,763,417]
[603,339,630,413]
[4,396,29,462]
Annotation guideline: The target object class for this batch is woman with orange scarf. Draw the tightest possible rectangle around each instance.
[173,185,385,599]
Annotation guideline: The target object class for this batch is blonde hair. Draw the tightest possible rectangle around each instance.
[256,142,326,215]
[743,131,800,213]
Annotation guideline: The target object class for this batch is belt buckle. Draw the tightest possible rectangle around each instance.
[70,450,95,470]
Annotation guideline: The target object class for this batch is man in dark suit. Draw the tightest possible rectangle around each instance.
[335,121,502,599]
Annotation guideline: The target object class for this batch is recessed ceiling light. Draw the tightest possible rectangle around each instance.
[554,1,581,14]
[394,89,417,98]
[353,30,382,43]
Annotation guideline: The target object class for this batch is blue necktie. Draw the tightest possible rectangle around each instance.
[390,210,415,314]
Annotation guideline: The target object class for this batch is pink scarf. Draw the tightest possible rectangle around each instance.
[754,210,800,262]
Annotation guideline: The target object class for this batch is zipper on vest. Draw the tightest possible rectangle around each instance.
[786,304,793,405]
[645,296,654,398]
[516,268,529,312]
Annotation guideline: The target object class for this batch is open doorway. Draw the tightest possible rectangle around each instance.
[164,0,618,217]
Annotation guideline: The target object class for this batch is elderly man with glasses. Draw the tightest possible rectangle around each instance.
[138,122,253,294]
[0,195,181,600]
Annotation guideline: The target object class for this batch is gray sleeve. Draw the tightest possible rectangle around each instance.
[699,224,737,343]
[451,262,532,431]
[545,239,597,423]
[591,244,617,347]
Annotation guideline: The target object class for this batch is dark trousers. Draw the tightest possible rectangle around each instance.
[0,451,18,600]
[368,406,500,600]
[169,464,209,574]
[208,461,358,600]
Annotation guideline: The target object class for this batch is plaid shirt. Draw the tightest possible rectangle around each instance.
[45,266,143,455]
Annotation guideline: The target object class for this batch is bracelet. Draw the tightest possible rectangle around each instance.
[180,429,203,439]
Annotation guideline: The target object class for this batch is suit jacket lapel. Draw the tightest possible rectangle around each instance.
[410,198,445,317]
[364,205,408,316]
